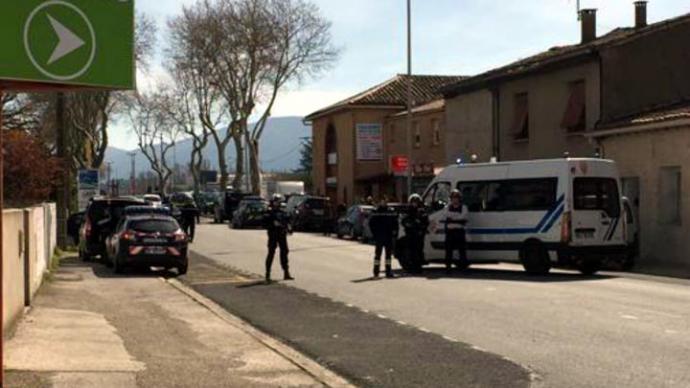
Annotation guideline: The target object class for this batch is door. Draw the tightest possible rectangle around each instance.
[571,177,623,245]
[423,181,451,261]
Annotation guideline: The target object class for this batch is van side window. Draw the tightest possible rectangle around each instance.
[458,178,558,212]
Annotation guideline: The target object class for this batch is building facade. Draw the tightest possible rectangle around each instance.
[307,75,464,205]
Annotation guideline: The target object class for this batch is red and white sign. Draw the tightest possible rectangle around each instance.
[391,155,409,176]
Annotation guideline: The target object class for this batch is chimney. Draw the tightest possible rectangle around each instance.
[580,9,597,44]
[635,1,648,28]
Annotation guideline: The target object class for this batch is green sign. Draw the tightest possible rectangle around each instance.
[0,0,135,89]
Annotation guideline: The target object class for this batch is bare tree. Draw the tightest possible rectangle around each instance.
[167,12,228,194]
[168,4,242,193]
[125,92,181,195]
[182,0,338,193]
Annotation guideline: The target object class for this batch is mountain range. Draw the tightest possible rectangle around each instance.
[105,116,311,180]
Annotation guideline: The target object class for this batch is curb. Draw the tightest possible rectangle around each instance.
[165,278,355,388]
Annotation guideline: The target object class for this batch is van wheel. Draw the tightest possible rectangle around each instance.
[520,241,552,275]
[577,260,601,275]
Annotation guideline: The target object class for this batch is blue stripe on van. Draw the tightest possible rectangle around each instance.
[606,218,619,241]
[466,194,565,236]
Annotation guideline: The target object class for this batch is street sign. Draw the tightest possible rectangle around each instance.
[391,155,409,176]
[0,0,135,90]
[77,169,99,210]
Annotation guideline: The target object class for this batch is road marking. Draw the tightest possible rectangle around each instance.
[620,314,639,320]
[377,314,387,320]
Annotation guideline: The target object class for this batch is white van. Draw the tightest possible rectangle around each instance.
[395,158,627,275]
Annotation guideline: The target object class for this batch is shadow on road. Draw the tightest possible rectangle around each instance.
[60,257,180,280]
[389,266,615,283]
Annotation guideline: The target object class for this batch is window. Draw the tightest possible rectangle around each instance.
[423,182,451,209]
[658,166,682,225]
[562,80,586,132]
[574,178,621,218]
[129,219,179,233]
[413,121,421,148]
[457,178,558,212]
[432,119,441,146]
[512,93,529,140]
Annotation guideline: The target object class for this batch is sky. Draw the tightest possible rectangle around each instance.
[110,0,690,149]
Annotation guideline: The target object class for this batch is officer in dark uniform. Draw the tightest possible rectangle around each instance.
[368,199,399,278]
[401,194,429,274]
[263,194,294,282]
[180,199,200,242]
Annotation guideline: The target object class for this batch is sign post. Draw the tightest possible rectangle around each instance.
[0,1,135,384]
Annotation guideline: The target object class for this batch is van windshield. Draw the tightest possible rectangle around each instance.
[574,178,620,217]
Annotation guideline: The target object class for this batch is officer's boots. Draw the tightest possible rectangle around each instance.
[385,265,394,279]
[373,265,381,278]
[284,271,295,281]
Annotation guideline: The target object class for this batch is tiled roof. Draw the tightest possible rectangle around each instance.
[305,74,466,120]
[392,99,445,118]
[597,101,690,130]
[443,12,690,97]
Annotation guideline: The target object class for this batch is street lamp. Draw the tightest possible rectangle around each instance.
[406,0,414,199]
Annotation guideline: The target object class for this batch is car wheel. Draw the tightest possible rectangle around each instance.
[577,259,601,276]
[113,255,125,274]
[177,262,188,276]
[520,240,551,275]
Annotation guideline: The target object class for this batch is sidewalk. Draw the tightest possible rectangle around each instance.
[4,257,347,388]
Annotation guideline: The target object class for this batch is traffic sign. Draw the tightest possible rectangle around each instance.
[0,0,135,90]
[391,155,409,176]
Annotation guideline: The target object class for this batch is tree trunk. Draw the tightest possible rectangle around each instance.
[232,134,244,191]
[248,138,261,195]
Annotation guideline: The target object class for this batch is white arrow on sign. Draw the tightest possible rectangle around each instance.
[46,14,85,64]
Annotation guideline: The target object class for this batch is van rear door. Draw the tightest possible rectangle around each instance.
[571,177,622,245]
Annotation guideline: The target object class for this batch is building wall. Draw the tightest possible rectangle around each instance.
[498,61,600,161]
[599,126,690,274]
[600,21,690,121]
[312,108,398,205]
[387,109,446,170]
[445,89,494,164]
[3,210,26,334]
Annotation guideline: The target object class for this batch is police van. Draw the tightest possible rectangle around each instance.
[396,158,627,275]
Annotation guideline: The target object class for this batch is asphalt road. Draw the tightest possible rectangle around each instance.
[192,223,690,388]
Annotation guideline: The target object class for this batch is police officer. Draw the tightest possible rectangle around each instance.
[263,194,294,282]
[401,194,429,274]
[180,199,200,242]
[368,199,398,278]
[442,189,469,273]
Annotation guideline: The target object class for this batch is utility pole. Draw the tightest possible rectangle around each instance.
[128,152,136,195]
[0,89,5,387]
[106,162,113,195]
[405,0,414,199]
[56,92,69,248]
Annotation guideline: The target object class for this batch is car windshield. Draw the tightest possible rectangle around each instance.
[129,219,179,233]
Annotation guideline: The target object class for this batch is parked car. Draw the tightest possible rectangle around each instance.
[79,197,146,261]
[232,197,269,229]
[123,205,172,217]
[336,205,375,240]
[291,196,332,232]
[142,194,163,207]
[197,191,220,215]
[214,191,252,223]
[105,214,188,274]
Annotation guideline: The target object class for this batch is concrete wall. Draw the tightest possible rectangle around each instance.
[445,89,494,164]
[2,204,57,336]
[498,60,600,161]
[600,21,690,121]
[3,210,27,334]
[599,126,690,274]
